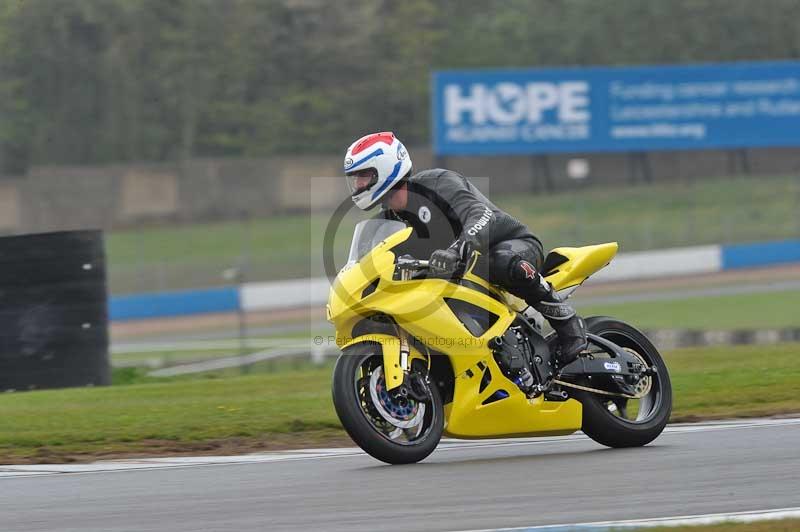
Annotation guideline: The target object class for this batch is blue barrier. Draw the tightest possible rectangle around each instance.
[110,286,240,321]
[721,239,800,270]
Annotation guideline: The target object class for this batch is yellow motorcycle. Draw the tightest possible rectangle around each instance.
[329,219,672,464]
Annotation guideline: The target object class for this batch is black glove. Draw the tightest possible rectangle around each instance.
[429,240,471,276]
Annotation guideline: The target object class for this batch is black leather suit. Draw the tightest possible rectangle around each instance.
[379,168,546,298]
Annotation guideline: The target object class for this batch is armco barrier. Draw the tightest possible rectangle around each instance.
[110,286,239,321]
[589,244,721,283]
[721,240,800,270]
[109,239,800,321]
[240,277,331,312]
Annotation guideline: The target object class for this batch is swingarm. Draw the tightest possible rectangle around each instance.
[555,333,657,398]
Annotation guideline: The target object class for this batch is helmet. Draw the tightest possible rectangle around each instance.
[344,132,412,210]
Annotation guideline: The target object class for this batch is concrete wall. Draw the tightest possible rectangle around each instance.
[13,158,286,233]
[1,146,799,234]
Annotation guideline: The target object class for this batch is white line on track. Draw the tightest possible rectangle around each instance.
[453,506,800,531]
[0,417,798,479]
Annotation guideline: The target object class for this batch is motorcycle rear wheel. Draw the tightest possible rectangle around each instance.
[573,316,672,448]
[332,342,444,464]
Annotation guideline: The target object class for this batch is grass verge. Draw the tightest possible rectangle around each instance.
[644,519,800,531]
[577,289,800,330]
[1,343,799,464]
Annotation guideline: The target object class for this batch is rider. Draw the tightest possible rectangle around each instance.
[344,132,587,366]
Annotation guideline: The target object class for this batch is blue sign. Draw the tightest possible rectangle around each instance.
[432,61,800,155]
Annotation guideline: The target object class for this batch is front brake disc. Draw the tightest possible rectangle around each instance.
[368,367,426,429]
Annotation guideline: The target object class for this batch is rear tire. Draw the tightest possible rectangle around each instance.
[332,342,444,464]
[574,316,672,448]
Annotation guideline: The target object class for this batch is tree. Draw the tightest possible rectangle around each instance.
[1,0,799,171]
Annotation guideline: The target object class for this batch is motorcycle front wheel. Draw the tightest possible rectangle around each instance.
[573,316,673,448]
[332,342,444,464]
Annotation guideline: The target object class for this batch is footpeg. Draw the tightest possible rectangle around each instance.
[544,390,569,402]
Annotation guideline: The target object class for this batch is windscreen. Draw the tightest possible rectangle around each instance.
[346,219,406,264]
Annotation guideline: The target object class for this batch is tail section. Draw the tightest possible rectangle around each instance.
[542,242,618,291]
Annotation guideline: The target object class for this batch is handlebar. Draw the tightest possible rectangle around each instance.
[395,250,479,279]
[396,256,430,271]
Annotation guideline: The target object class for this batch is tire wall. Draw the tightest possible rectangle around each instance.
[0,230,110,391]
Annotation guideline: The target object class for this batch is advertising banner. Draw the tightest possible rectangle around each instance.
[432,61,800,155]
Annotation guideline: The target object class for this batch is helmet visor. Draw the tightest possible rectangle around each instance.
[346,168,379,196]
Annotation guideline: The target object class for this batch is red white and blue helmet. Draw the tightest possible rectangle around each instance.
[344,132,412,210]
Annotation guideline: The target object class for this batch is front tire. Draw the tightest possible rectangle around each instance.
[574,316,672,448]
[332,342,444,464]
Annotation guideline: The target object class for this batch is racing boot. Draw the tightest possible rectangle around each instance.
[533,288,588,367]
[510,258,588,366]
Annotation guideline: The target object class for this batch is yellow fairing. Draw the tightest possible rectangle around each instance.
[544,242,618,290]
[329,226,585,439]
[328,228,412,324]
[445,352,582,438]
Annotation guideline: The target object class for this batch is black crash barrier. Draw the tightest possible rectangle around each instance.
[0,230,110,391]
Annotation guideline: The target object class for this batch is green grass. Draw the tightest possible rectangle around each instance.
[644,519,800,531]
[106,212,359,293]
[578,289,800,330]
[668,343,800,421]
[501,174,800,251]
[0,364,338,462]
[105,175,800,293]
[1,343,799,463]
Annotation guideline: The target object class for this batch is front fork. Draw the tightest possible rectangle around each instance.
[334,264,435,401]
[393,266,432,401]
[399,329,410,375]
[396,265,418,378]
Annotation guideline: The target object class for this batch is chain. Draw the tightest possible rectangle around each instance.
[553,348,653,400]
[552,379,645,400]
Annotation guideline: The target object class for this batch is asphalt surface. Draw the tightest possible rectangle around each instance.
[1,418,798,532]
